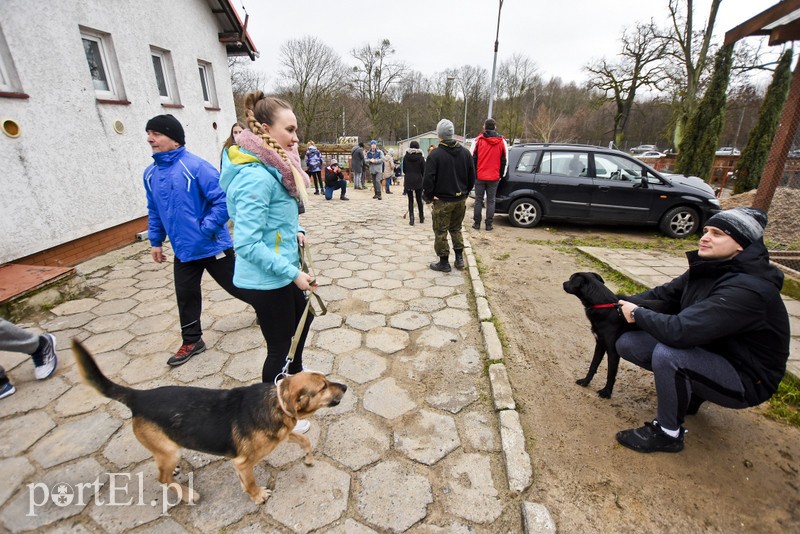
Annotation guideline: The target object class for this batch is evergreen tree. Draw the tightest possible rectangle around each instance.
[675,46,734,179]
[734,49,793,194]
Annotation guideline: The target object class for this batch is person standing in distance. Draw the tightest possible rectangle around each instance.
[471,118,507,231]
[144,114,243,366]
[423,119,475,272]
[351,141,365,190]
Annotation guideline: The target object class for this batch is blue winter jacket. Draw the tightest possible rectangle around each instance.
[144,147,233,262]
[219,146,304,290]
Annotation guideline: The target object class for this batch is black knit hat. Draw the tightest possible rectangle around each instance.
[705,207,768,248]
[145,114,185,145]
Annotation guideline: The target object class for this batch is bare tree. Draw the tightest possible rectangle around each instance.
[349,39,407,139]
[228,57,268,119]
[276,36,346,142]
[660,0,722,150]
[495,53,539,142]
[586,21,669,146]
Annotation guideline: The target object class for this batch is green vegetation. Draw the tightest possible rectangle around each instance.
[765,373,800,429]
[734,49,793,194]
[494,252,511,261]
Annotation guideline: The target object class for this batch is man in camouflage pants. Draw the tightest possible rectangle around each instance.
[423,119,476,272]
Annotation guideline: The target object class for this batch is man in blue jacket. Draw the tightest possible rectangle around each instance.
[144,114,244,366]
[615,207,790,453]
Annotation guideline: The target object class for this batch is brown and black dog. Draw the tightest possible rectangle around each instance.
[563,272,671,398]
[72,340,347,505]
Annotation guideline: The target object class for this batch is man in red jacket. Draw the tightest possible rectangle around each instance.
[471,118,508,231]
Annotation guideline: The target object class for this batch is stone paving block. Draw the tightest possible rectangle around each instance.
[50,298,102,316]
[426,382,479,414]
[357,460,432,532]
[265,424,322,467]
[222,348,264,382]
[409,297,447,313]
[522,502,557,534]
[390,311,431,331]
[387,270,414,281]
[211,312,256,333]
[96,286,140,302]
[434,275,466,288]
[476,296,492,321]
[103,425,152,469]
[0,377,70,418]
[118,352,171,385]
[352,287,389,303]
[416,326,459,349]
[316,328,363,354]
[369,299,406,315]
[0,457,107,532]
[337,352,387,384]
[53,382,111,417]
[395,409,460,465]
[500,410,533,494]
[325,267,354,280]
[129,299,175,318]
[365,327,410,354]
[481,321,504,361]
[462,411,498,452]
[364,378,416,419]
[92,299,139,316]
[217,328,265,354]
[84,331,135,353]
[458,346,483,374]
[87,470,167,533]
[127,315,177,336]
[85,313,138,334]
[89,350,131,379]
[0,350,28,373]
[42,312,96,332]
[134,276,172,290]
[433,309,472,329]
[128,517,189,533]
[346,313,387,331]
[315,285,351,302]
[0,457,34,507]
[31,412,122,468]
[169,349,227,383]
[338,277,369,290]
[446,293,469,310]
[265,460,350,533]
[182,462,261,531]
[204,297,249,317]
[422,286,454,299]
[311,312,344,331]
[321,518,379,534]
[441,453,504,523]
[100,278,137,291]
[392,287,423,302]
[0,411,55,457]
[121,331,177,357]
[324,415,390,470]
[489,364,516,410]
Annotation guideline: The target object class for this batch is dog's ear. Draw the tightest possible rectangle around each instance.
[589,272,605,284]
[278,378,298,418]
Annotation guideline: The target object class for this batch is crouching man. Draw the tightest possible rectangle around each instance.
[323,159,349,201]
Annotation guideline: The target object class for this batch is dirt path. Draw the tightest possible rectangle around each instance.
[468,216,800,533]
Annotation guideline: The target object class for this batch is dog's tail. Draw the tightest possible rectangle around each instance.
[71,339,132,404]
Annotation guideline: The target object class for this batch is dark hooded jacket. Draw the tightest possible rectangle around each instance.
[631,241,790,405]
[401,149,426,190]
[422,139,476,202]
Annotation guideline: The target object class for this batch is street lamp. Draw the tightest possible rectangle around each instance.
[488,0,504,119]
[447,76,468,139]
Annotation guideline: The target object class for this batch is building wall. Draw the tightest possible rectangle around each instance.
[0,0,237,264]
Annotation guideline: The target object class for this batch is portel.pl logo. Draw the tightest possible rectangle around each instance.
[27,472,194,517]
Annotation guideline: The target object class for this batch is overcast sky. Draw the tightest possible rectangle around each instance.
[233,0,780,87]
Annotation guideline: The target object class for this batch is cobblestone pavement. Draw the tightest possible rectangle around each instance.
[0,187,550,533]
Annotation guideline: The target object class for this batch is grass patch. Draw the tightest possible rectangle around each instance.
[765,374,800,428]
[494,252,511,261]
[489,316,509,350]
[781,276,800,301]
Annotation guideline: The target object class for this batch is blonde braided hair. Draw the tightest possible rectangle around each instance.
[243,91,293,168]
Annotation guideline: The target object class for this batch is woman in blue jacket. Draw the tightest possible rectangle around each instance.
[220,92,315,433]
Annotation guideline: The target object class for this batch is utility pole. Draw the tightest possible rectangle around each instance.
[487,0,504,119]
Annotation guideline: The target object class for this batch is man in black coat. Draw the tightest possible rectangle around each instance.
[423,119,476,272]
[615,207,790,453]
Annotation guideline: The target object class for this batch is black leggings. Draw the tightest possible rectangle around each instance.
[407,188,424,219]
[237,283,313,383]
[310,171,323,192]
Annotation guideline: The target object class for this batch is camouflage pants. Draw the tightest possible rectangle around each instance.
[431,198,467,258]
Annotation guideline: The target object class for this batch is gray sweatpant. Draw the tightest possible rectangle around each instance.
[616,331,750,430]
[0,318,41,382]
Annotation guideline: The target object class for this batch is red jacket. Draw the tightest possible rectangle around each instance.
[472,130,508,181]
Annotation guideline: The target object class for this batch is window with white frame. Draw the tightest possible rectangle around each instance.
[151,46,180,105]
[0,24,22,93]
[80,27,125,100]
[197,60,218,107]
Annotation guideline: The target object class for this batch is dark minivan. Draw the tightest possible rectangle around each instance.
[494,143,721,238]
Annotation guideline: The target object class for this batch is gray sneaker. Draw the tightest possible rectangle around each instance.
[33,334,58,380]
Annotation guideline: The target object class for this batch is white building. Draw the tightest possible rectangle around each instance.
[0,0,256,266]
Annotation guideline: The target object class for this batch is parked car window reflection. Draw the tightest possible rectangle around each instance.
[594,153,645,183]
[540,151,588,177]
[515,151,539,173]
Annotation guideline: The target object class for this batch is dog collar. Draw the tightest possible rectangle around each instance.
[275,379,294,419]
[587,303,619,309]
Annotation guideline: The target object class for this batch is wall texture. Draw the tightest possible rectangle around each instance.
[0,0,238,264]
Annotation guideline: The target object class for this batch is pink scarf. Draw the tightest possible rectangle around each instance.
[236,130,310,198]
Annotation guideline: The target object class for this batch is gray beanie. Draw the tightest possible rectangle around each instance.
[437,119,455,140]
[705,207,768,248]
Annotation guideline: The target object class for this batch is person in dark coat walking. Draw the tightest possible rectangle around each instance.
[402,141,426,225]
[614,207,790,453]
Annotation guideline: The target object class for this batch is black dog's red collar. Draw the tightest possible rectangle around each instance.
[588,303,619,309]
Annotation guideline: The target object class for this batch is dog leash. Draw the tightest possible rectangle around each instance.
[276,243,327,383]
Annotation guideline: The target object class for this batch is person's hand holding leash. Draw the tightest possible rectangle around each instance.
[618,300,637,323]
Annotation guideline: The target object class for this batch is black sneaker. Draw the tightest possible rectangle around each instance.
[472,222,481,230]
[167,339,206,366]
[616,420,684,453]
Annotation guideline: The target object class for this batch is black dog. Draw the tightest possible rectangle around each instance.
[563,272,674,398]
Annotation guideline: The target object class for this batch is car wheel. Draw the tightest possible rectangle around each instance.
[508,198,542,228]
[659,206,699,238]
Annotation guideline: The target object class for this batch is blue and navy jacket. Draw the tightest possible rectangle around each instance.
[143,147,233,262]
